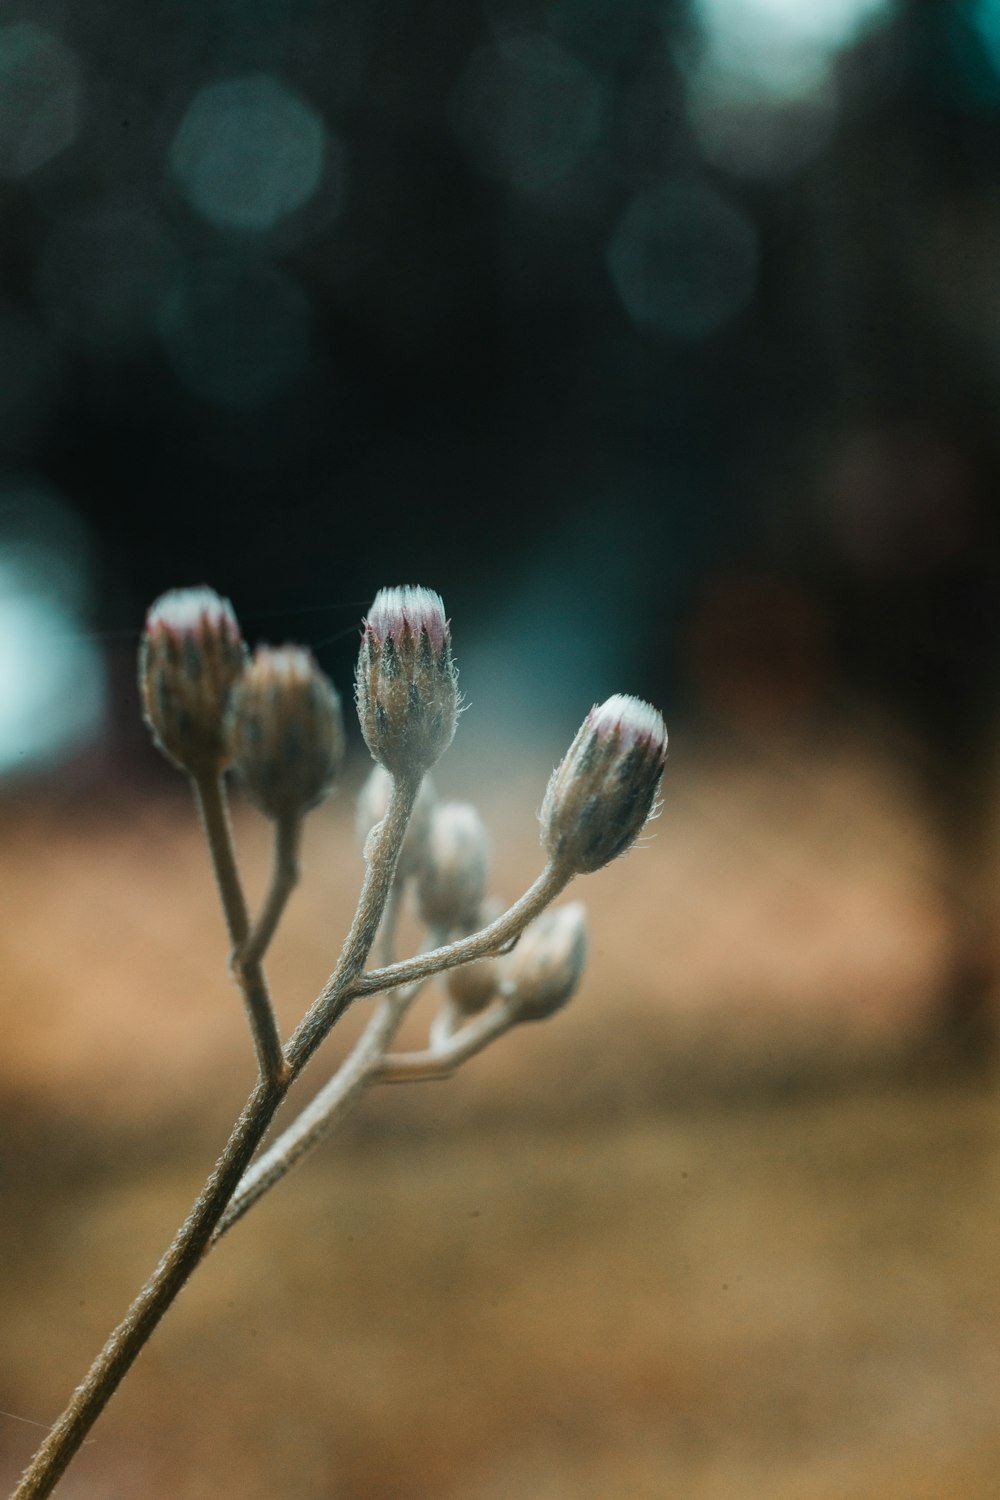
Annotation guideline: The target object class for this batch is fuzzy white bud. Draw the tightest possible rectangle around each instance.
[541,695,667,875]
[139,586,247,776]
[355,586,459,775]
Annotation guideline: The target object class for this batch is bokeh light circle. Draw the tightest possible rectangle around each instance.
[169,74,327,232]
[0,485,104,775]
[451,35,604,194]
[0,23,83,178]
[608,179,757,339]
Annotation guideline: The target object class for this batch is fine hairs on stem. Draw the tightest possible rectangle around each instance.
[10,586,668,1500]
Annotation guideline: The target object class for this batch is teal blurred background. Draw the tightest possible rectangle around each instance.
[0,0,996,764]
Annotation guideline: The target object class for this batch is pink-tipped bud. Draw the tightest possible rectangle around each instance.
[415,801,491,931]
[506,902,587,1022]
[139,586,247,775]
[226,646,345,820]
[541,695,667,875]
[355,586,459,775]
[355,763,436,875]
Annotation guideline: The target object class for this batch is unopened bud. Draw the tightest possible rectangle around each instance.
[355,763,436,875]
[139,586,247,776]
[507,902,587,1022]
[446,956,501,1015]
[227,646,345,820]
[416,801,490,930]
[355,586,459,775]
[541,695,667,875]
[444,896,502,1012]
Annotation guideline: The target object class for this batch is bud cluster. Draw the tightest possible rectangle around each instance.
[49,576,675,1500]
[138,582,669,1080]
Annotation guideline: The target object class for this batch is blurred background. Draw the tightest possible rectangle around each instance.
[2,0,1000,1495]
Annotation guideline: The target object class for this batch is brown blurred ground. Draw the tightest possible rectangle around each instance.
[1,731,999,1499]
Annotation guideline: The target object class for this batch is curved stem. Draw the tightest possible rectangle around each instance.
[193,774,285,1085]
[11,778,567,1499]
[215,987,414,1240]
[284,773,422,1073]
[12,773,424,1498]
[235,866,568,1227]
[237,814,302,973]
[217,919,445,1242]
[10,1076,287,1500]
[376,877,404,968]
[348,864,567,1001]
[376,996,519,1083]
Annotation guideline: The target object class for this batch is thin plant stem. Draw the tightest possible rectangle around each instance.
[9,1074,287,1500]
[428,995,463,1051]
[346,863,568,1001]
[215,985,415,1239]
[215,867,570,1230]
[237,813,303,972]
[216,922,445,1241]
[284,773,424,1072]
[192,773,285,1085]
[375,996,519,1082]
[11,773,423,1500]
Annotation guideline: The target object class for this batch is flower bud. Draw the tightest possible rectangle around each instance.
[446,955,501,1015]
[444,896,502,1013]
[415,801,490,931]
[355,586,459,775]
[355,763,436,875]
[541,695,667,875]
[506,902,587,1022]
[139,586,247,776]
[227,646,345,820]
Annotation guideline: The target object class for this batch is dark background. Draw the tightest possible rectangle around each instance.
[2,0,999,774]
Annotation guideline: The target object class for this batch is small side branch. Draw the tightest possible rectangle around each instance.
[375,997,519,1083]
[348,863,568,1001]
[193,774,286,1086]
[238,813,303,973]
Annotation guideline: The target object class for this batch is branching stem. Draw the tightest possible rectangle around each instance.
[11,783,570,1500]
[347,862,568,1000]
[11,772,422,1500]
[215,985,415,1239]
